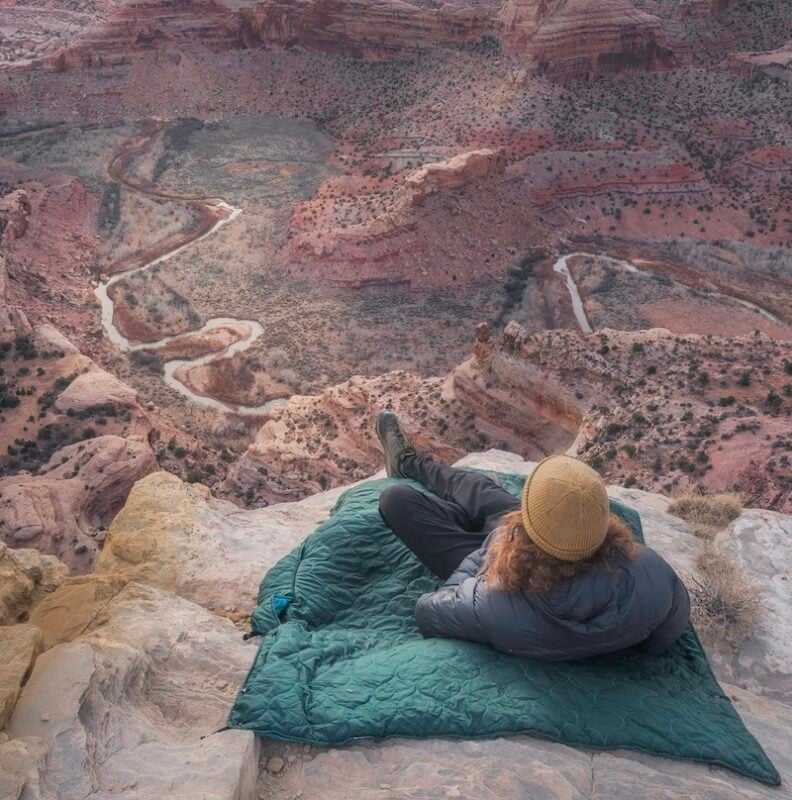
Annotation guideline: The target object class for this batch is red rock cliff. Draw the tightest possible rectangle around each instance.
[524,0,675,78]
[38,0,242,71]
[242,0,674,78]
[240,0,496,57]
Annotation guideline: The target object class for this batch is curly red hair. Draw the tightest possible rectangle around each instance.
[480,510,642,593]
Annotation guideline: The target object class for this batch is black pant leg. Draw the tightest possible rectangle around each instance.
[402,453,519,530]
[378,484,488,580]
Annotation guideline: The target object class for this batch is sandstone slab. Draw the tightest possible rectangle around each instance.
[0,623,42,729]
[96,469,377,612]
[6,581,259,800]
[713,510,792,701]
[257,681,792,799]
[4,450,790,799]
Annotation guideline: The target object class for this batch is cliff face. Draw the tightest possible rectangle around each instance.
[226,322,791,512]
[454,322,792,512]
[2,451,791,797]
[728,40,792,80]
[243,0,674,78]
[9,0,676,80]
[240,0,497,58]
[524,0,675,79]
[34,0,243,72]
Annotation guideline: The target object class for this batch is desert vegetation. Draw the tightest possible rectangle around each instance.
[689,544,763,651]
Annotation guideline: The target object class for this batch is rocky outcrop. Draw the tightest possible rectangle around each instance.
[0,258,18,338]
[228,323,791,511]
[240,0,496,58]
[53,370,139,414]
[10,0,676,80]
[94,470,340,612]
[1,314,160,574]
[0,625,42,730]
[728,40,792,80]
[0,436,157,572]
[496,0,558,51]
[524,0,674,79]
[713,510,792,700]
[0,190,31,244]
[0,543,68,627]
[241,0,674,77]
[405,148,506,206]
[6,582,258,800]
[36,0,243,72]
[0,545,66,731]
[1,450,790,798]
[0,162,99,288]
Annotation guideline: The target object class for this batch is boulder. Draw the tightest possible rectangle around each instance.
[54,369,138,413]
[33,323,80,356]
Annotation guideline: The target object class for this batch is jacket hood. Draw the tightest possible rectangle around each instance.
[533,554,638,635]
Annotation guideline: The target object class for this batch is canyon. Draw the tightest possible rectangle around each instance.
[0,0,788,512]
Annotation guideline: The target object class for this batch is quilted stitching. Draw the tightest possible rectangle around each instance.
[229,473,780,786]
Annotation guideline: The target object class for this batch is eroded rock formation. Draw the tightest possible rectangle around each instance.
[0,543,67,627]
[6,0,678,81]
[227,323,791,511]
[0,190,31,244]
[37,0,243,72]
[524,0,674,79]
[241,0,675,78]
[729,40,792,80]
[240,0,495,58]
[406,148,506,206]
[0,435,158,572]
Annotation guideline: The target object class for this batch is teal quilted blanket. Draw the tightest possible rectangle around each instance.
[229,474,780,785]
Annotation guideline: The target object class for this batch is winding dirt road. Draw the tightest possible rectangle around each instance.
[553,252,783,335]
[95,122,281,416]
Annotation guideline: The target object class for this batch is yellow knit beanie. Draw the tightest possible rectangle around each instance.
[520,455,609,562]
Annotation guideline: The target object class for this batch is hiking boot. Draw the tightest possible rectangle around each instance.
[376,411,416,478]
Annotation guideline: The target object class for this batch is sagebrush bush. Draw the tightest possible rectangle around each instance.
[689,545,762,650]
[669,493,742,539]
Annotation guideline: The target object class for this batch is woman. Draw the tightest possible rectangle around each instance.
[376,411,690,661]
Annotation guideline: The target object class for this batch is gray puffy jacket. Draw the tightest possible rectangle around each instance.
[414,534,690,661]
